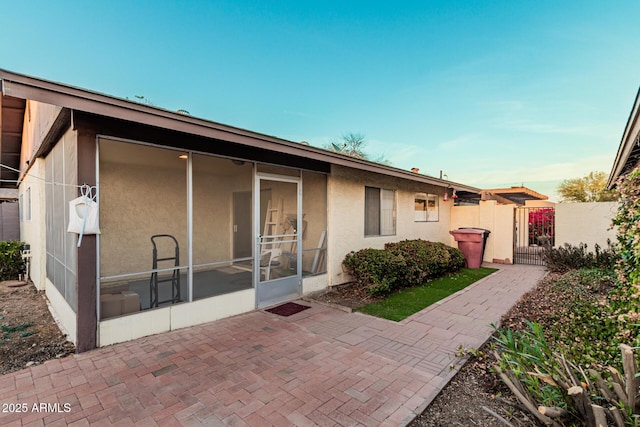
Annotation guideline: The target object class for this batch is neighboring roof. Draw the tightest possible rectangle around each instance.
[482,186,548,206]
[607,86,640,189]
[0,69,480,194]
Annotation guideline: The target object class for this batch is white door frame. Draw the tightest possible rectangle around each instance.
[254,172,303,308]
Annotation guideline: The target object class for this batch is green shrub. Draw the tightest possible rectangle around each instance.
[385,240,465,283]
[342,240,465,295]
[547,269,633,368]
[342,249,408,296]
[446,245,466,271]
[0,241,26,281]
[612,167,640,287]
[542,242,619,273]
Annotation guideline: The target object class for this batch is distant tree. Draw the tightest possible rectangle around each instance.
[325,132,390,164]
[557,171,616,202]
[326,132,367,159]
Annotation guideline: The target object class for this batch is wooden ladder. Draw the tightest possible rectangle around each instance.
[262,199,282,249]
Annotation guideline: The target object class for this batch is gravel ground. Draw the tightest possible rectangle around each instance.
[0,281,75,375]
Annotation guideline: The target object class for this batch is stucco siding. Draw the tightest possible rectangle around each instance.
[328,165,451,286]
[555,202,618,250]
[19,158,47,290]
[451,201,515,263]
[20,101,63,164]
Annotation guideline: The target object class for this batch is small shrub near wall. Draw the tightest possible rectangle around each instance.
[542,242,619,273]
[342,240,465,295]
[0,241,26,281]
[342,249,408,296]
[385,239,465,281]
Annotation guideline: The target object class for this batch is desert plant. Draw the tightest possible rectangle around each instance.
[494,322,640,426]
[542,242,619,273]
[0,241,26,281]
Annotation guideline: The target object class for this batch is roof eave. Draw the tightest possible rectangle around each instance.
[0,69,480,193]
[608,86,640,189]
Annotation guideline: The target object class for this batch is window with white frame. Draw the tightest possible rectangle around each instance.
[365,186,396,236]
[415,193,438,222]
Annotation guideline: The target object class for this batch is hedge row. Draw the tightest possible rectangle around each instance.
[342,239,465,295]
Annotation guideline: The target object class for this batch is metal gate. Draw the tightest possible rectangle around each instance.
[514,206,555,265]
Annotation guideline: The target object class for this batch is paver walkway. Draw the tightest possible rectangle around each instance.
[0,264,546,426]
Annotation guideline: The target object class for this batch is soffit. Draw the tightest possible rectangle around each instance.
[608,87,640,188]
[0,94,25,189]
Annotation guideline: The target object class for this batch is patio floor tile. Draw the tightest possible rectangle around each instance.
[0,264,545,426]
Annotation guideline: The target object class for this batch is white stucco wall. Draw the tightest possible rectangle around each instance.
[45,279,77,345]
[20,101,63,165]
[328,165,451,285]
[450,201,515,263]
[19,102,64,290]
[554,202,618,250]
[525,200,556,208]
[19,158,47,290]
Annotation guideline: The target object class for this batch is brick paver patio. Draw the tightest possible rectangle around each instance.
[0,264,546,426]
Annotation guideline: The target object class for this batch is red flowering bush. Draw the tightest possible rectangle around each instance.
[528,208,555,246]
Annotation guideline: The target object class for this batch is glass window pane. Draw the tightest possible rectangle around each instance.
[427,194,439,222]
[364,186,380,236]
[415,193,427,222]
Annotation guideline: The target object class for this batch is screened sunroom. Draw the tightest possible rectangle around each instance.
[97,137,327,331]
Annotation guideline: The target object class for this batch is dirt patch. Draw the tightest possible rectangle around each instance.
[408,343,537,426]
[0,282,75,375]
[309,282,383,309]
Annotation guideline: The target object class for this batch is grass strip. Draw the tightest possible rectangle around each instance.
[358,267,497,321]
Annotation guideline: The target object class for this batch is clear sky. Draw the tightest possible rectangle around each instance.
[2,1,639,200]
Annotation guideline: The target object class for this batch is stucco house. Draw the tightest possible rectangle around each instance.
[0,69,480,352]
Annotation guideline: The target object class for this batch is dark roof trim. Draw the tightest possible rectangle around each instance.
[33,108,71,159]
[608,86,640,189]
[0,69,480,193]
